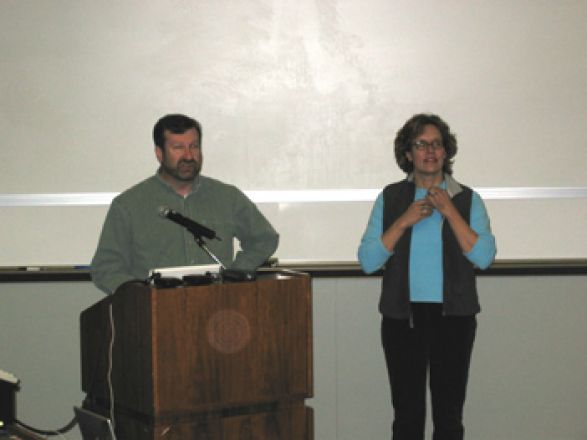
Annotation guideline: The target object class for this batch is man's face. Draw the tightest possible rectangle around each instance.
[156,128,202,183]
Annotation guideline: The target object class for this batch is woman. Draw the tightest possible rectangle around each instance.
[358,113,496,440]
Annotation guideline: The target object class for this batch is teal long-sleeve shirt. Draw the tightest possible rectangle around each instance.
[358,183,496,303]
[91,173,279,294]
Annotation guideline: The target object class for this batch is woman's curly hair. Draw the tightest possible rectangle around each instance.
[394,113,457,175]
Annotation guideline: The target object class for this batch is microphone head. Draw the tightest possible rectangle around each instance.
[158,206,171,218]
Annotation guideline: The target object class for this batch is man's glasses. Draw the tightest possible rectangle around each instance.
[412,140,443,152]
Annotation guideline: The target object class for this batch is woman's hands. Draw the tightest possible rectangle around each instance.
[381,187,478,253]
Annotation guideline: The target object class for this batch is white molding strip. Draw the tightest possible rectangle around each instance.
[1,187,586,207]
[0,193,119,207]
[477,187,587,200]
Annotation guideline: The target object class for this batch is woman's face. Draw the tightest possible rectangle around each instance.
[405,124,446,179]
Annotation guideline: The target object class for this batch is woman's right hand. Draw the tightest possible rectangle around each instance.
[399,199,434,228]
[381,200,434,251]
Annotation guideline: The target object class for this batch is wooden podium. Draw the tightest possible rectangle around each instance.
[80,272,313,439]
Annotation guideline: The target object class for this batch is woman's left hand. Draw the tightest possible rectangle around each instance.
[426,186,479,253]
[426,187,455,217]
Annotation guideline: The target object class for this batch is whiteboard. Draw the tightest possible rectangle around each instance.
[1,0,587,266]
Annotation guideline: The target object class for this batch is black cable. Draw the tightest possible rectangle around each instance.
[15,417,78,436]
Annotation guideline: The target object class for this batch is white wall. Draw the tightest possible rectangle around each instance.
[312,276,587,439]
[2,0,587,265]
[2,276,587,440]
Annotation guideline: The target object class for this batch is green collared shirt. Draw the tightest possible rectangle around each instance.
[91,173,279,293]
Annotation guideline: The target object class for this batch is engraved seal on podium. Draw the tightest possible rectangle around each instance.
[206,309,251,354]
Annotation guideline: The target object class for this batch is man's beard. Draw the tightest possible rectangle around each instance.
[161,159,201,182]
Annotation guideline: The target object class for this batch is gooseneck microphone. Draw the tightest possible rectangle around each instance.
[158,206,220,240]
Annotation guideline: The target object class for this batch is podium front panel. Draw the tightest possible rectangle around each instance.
[81,273,313,420]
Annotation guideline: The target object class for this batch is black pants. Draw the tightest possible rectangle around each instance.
[381,303,477,440]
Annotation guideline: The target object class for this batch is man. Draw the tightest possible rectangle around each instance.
[91,114,279,294]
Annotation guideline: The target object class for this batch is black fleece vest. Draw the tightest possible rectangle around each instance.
[379,180,480,319]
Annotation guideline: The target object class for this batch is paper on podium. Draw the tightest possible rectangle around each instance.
[0,369,18,385]
[149,264,221,280]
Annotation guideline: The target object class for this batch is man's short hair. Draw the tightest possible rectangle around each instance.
[153,114,202,149]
